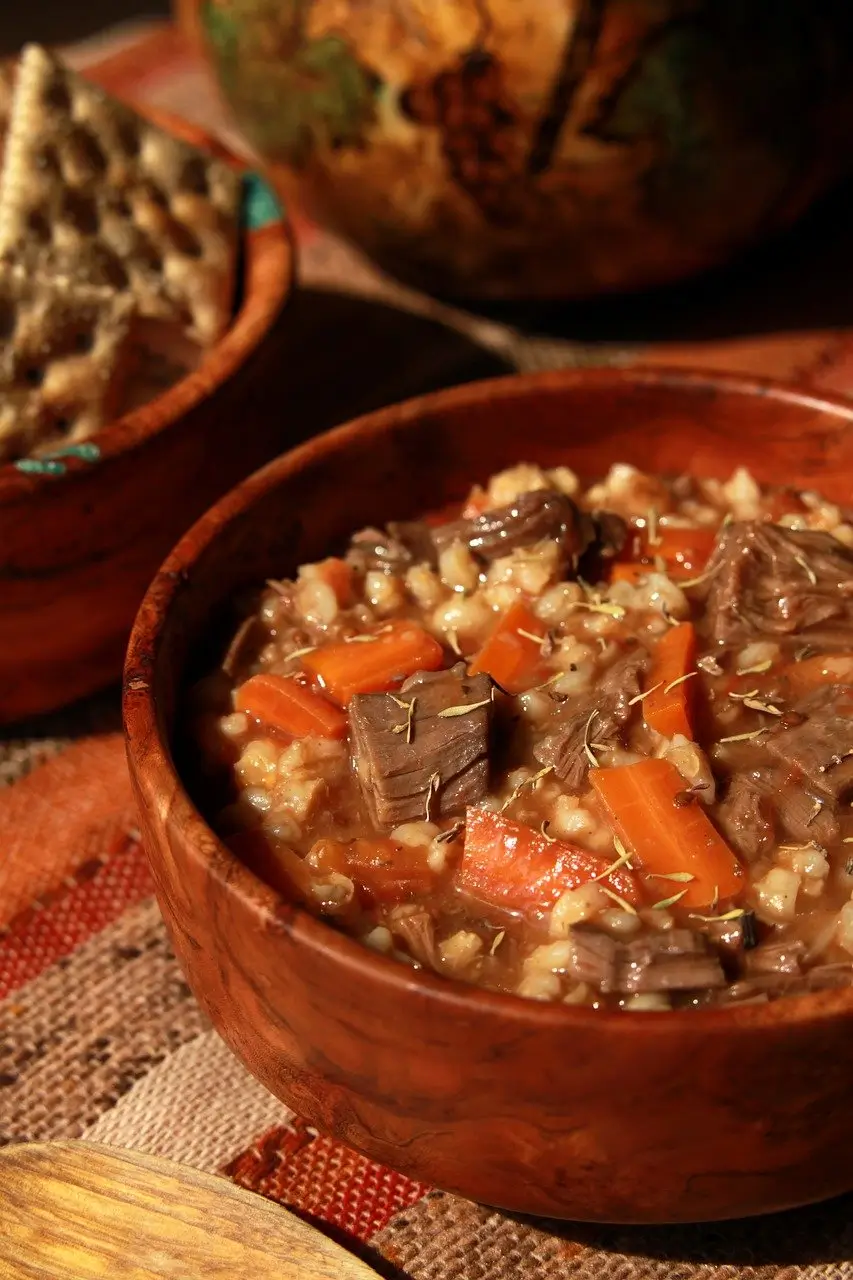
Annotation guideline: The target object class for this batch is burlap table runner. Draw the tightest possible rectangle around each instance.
[3,23,853,1277]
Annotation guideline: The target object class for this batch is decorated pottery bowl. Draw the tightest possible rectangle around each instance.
[179,0,853,301]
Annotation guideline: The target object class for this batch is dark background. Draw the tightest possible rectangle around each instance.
[0,1,170,54]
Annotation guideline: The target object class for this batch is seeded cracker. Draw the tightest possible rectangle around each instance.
[0,44,241,345]
[0,266,135,462]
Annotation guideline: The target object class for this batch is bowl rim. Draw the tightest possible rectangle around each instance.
[0,103,295,501]
[124,363,853,1037]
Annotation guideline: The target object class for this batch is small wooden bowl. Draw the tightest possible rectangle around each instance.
[0,104,294,725]
[125,367,853,1225]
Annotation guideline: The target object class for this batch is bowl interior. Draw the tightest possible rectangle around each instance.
[147,364,853,808]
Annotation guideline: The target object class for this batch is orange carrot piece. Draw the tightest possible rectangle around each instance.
[311,837,435,905]
[313,557,354,606]
[590,759,744,909]
[235,673,347,739]
[461,485,490,518]
[783,653,853,698]
[610,563,646,585]
[643,622,697,740]
[304,622,444,705]
[617,526,717,582]
[454,808,642,920]
[468,601,546,694]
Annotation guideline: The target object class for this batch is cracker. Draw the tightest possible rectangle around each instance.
[0,266,135,462]
[0,44,241,344]
[0,60,16,163]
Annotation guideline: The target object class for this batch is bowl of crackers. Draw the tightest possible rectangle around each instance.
[0,44,294,725]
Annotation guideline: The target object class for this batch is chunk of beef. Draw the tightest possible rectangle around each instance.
[349,664,492,827]
[564,926,726,996]
[432,489,627,576]
[533,647,647,786]
[432,489,596,568]
[347,520,437,574]
[765,685,853,801]
[388,908,440,970]
[562,926,617,992]
[721,964,853,1004]
[744,939,805,977]
[774,781,840,848]
[714,775,775,862]
[616,929,726,995]
[703,909,759,972]
[702,521,853,645]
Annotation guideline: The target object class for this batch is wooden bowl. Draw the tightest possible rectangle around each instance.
[125,367,853,1225]
[0,105,294,725]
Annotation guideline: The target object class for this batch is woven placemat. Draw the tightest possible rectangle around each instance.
[3,23,853,1278]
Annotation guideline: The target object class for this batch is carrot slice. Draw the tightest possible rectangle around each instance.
[590,759,744,909]
[453,808,642,920]
[311,837,435,905]
[313,557,355,606]
[235,673,347,739]
[468,601,546,694]
[616,526,717,582]
[304,622,444,705]
[642,622,697,740]
[610,563,647,585]
[782,653,853,698]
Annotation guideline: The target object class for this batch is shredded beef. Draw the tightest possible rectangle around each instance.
[765,685,853,801]
[714,775,776,862]
[533,647,647,786]
[616,930,726,995]
[564,927,726,996]
[347,520,437,573]
[702,521,853,645]
[388,909,440,970]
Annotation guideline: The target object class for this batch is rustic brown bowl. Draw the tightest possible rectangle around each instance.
[0,104,294,725]
[125,367,853,1225]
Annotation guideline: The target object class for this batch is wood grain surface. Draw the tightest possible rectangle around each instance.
[0,102,294,726]
[0,1140,377,1279]
[125,366,853,1225]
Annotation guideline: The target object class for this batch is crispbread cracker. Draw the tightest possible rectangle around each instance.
[0,266,135,462]
[0,44,241,344]
[0,61,16,162]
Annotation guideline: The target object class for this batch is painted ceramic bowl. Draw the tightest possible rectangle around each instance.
[179,0,853,301]
[126,366,853,1224]
[0,106,294,725]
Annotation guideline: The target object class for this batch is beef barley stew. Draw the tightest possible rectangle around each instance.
[190,462,853,1011]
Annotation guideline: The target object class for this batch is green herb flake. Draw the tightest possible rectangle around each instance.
[664,671,698,695]
[690,908,746,923]
[736,659,774,676]
[599,886,638,915]
[628,681,664,706]
[437,698,492,719]
[652,889,689,910]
